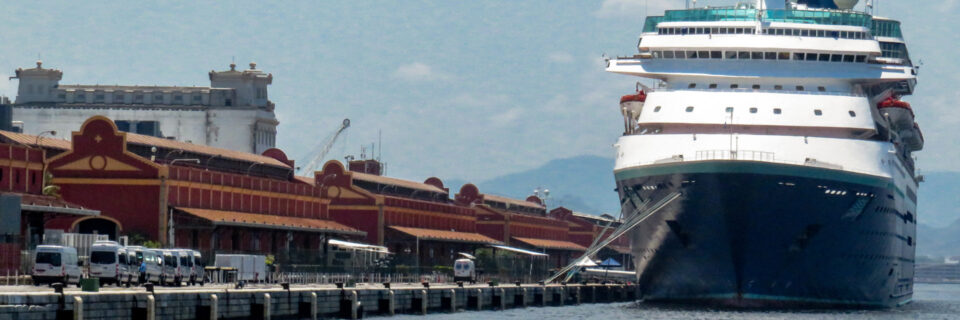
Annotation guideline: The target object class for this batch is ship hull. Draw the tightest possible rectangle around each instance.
[617,161,915,308]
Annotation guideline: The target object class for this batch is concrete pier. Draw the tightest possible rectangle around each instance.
[0,283,635,319]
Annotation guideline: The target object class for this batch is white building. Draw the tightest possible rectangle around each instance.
[10,61,278,154]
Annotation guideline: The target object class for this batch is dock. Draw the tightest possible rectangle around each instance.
[0,282,636,319]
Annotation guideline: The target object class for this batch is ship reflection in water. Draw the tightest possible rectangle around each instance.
[390,284,960,319]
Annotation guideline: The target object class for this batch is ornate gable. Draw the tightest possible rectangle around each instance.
[48,116,161,179]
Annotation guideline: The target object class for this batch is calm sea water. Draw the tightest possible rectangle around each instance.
[390,283,960,320]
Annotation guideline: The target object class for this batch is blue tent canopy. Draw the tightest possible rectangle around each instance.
[599,258,621,268]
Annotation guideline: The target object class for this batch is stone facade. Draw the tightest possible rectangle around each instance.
[10,61,278,154]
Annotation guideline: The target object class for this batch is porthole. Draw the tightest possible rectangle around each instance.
[725,107,734,113]
[709,84,718,89]
[730,84,739,89]
[774,85,783,90]
[654,106,662,112]
[752,84,761,90]
[796,86,805,91]
[814,109,823,116]
[688,83,697,89]
[773,108,782,114]
[750,107,758,113]
[818,86,826,92]
[685,106,694,112]
[849,110,856,117]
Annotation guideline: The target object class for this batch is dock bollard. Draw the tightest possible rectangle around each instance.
[557,287,564,306]
[146,295,156,320]
[73,296,83,320]
[210,294,219,320]
[521,288,528,307]
[575,287,581,305]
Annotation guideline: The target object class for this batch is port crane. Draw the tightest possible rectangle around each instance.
[297,118,350,175]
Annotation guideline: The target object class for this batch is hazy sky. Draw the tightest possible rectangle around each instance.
[0,0,956,183]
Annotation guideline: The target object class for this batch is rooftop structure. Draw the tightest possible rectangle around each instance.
[10,61,279,154]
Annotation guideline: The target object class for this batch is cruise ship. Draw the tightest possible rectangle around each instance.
[606,0,920,307]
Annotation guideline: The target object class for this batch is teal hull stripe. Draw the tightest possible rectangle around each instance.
[614,161,904,198]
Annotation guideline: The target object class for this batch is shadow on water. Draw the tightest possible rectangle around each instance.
[388,284,960,319]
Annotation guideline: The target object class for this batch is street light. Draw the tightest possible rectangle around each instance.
[169,158,201,166]
[246,161,264,175]
[34,130,56,146]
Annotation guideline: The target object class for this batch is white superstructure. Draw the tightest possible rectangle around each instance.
[10,62,278,154]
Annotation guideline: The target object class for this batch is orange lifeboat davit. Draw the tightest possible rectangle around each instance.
[620,91,646,134]
[877,97,915,131]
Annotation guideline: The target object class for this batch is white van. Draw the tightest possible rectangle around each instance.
[161,250,184,286]
[32,245,82,286]
[89,241,122,285]
[140,248,163,284]
[190,250,204,286]
[453,258,476,283]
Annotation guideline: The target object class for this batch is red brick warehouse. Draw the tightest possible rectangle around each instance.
[44,116,363,259]
[317,159,501,270]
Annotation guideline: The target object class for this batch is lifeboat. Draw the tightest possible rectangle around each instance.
[901,122,924,151]
[877,97,915,131]
[620,91,646,133]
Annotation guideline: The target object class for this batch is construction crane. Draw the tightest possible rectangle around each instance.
[298,118,350,175]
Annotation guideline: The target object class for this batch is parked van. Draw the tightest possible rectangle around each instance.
[31,245,82,286]
[161,250,184,286]
[89,241,123,285]
[453,258,476,283]
[140,248,163,284]
[189,250,204,285]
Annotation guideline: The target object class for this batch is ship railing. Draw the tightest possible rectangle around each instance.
[695,150,775,162]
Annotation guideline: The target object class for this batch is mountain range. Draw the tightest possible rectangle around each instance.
[452,155,960,258]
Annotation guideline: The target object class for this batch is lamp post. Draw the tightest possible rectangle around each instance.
[34,130,56,146]
[170,159,201,166]
[246,162,264,175]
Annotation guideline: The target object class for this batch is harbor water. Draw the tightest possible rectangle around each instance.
[391,283,960,319]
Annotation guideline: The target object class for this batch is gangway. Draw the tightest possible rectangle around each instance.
[545,192,681,283]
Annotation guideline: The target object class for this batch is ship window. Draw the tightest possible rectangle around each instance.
[855,55,866,63]
[817,30,826,37]
[711,51,722,59]
[774,85,783,90]
[818,54,830,62]
[843,55,855,63]
[745,28,754,34]
[776,29,784,36]
[849,111,856,117]
[709,84,718,89]
[831,54,842,62]
[738,52,750,59]
[76,94,86,101]
[774,108,782,114]
[806,54,818,61]
[796,86,805,91]
[711,28,720,34]
[688,83,697,89]
[802,30,810,37]
[730,84,739,89]
[814,109,823,116]
[765,52,777,60]
[752,52,763,60]
[818,86,826,92]
[94,94,105,102]
[675,51,686,59]
[725,51,737,59]
[778,52,791,60]
[725,107,734,113]
[735,28,744,34]
[698,51,710,59]
[134,95,144,103]
[663,51,674,59]
[685,106,694,112]
[752,84,761,90]
[154,95,163,102]
[687,51,698,59]
[654,106,661,112]
[750,107,758,113]
[794,53,805,60]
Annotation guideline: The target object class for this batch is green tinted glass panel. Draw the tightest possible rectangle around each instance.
[642,8,881,33]
[871,19,903,38]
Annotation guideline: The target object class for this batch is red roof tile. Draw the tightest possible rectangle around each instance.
[123,132,290,168]
[512,237,587,251]
[177,207,364,236]
[8,193,100,216]
[484,194,544,210]
[389,226,502,245]
[352,172,446,194]
[0,131,72,151]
